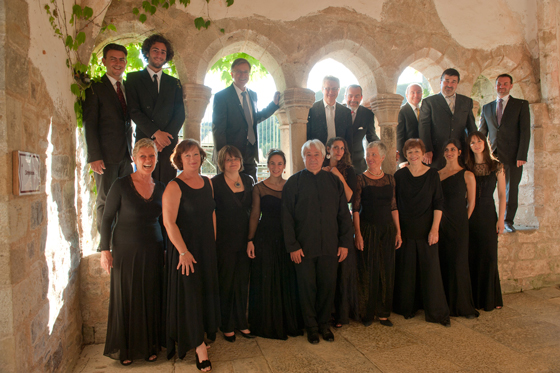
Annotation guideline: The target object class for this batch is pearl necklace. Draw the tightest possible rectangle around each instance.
[366,169,384,178]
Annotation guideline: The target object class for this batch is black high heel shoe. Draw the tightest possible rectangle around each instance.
[238,330,256,339]
[195,352,212,372]
[223,332,236,342]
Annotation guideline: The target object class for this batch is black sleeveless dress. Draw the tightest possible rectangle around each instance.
[469,163,504,311]
[166,177,220,359]
[439,170,478,317]
[248,182,303,339]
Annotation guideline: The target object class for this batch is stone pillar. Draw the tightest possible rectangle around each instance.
[280,88,315,175]
[275,108,292,175]
[182,83,212,142]
[368,93,404,172]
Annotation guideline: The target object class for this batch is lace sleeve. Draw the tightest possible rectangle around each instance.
[389,174,398,211]
[247,183,262,240]
[352,174,363,214]
[495,161,505,175]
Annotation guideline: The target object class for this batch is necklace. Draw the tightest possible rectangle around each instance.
[367,169,384,177]
[225,173,242,188]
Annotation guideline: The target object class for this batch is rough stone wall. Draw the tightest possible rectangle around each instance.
[0,0,83,370]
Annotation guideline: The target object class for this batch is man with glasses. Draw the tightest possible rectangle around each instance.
[307,76,353,156]
[212,58,280,181]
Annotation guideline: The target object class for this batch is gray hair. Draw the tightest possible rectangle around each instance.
[366,141,387,157]
[301,139,326,159]
[406,83,423,94]
[322,75,340,87]
[133,138,158,159]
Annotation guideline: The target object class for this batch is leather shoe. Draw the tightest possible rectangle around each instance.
[440,319,451,328]
[238,330,256,339]
[362,319,374,327]
[307,331,320,344]
[320,327,335,342]
[504,221,516,232]
[223,332,236,342]
[379,319,393,327]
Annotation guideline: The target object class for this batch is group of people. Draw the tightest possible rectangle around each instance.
[83,32,531,370]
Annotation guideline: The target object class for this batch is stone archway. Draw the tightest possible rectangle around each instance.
[396,47,456,94]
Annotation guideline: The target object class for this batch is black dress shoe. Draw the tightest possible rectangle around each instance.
[465,314,477,319]
[440,319,451,327]
[379,319,393,327]
[307,331,320,344]
[238,330,256,339]
[320,327,335,342]
[223,332,236,342]
[362,319,374,327]
[195,352,212,372]
[404,313,415,320]
[504,221,516,232]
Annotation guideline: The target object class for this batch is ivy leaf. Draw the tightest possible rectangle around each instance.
[72,4,82,18]
[226,0,234,6]
[142,1,151,12]
[75,31,86,46]
[162,3,169,9]
[220,28,225,33]
[194,17,207,30]
[107,24,117,32]
[205,20,211,28]
[44,4,50,11]
[132,7,139,14]
[70,83,81,96]
[149,5,157,15]
[65,35,73,48]
[139,13,147,23]
[178,0,189,6]
[151,0,158,6]
[83,6,93,19]
[169,0,175,5]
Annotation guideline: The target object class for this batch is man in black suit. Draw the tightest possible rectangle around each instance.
[480,74,531,232]
[212,58,280,181]
[397,83,423,165]
[307,76,353,157]
[419,68,477,169]
[345,84,379,173]
[83,43,133,242]
[127,34,185,184]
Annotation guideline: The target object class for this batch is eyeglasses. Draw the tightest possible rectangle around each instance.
[323,87,340,92]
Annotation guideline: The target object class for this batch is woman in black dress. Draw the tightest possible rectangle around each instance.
[353,141,402,327]
[247,149,303,339]
[212,145,254,341]
[438,139,479,318]
[322,137,359,328]
[163,139,220,372]
[393,139,450,326]
[100,139,164,365]
[465,131,506,311]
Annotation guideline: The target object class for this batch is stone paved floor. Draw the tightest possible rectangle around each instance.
[74,286,560,373]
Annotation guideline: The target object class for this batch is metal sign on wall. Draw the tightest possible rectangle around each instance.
[13,151,41,196]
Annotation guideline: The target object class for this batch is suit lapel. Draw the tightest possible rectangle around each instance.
[500,96,516,127]
[139,69,159,102]
[334,103,345,125]
[404,104,418,126]
[154,72,172,113]
[101,75,124,116]
[316,101,327,124]
[436,93,453,116]
[229,84,249,124]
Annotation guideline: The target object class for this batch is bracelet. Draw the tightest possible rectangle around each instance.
[180,251,186,256]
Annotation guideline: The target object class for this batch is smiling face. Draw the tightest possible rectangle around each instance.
[322,79,340,106]
[469,135,486,155]
[147,42,167,70]
[444,143,461,163]
[303,144,324,174]
[406,84,423,106]
[441,74,459,97]
[345,86,362,111]
[224,153,242,173]
[181,146,202,172]
[405,146,425,165]
[134,146,157,175]
[328,140,346,162]
[496,76,513,98]
[231,62,251,90]
[102,49,127,80]
[366,146,385,171]
[268,154,285,178]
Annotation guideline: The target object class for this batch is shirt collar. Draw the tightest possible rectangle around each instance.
[442,92,456,100]
[497,94,510,104]
[407,101,420,110]
[323,99,336,109]
[106,74,123,87]
[233,83,248,96]
[146,66,163,80]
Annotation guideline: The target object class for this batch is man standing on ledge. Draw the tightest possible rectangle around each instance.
[212,58,280,182]
[127,34,185,185]
[419,68,476,169]
[397,83,424,166]
[83,43,133,248]
[345,84,379,173]
[480,74,531,232]
[282,140,353,345]
[307,76,353,157]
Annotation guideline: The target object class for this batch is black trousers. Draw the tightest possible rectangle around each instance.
[241,162,257,183]
[217,250,251,333]
[294,255,338,331]
[504,163,523,224]
[93,159,133,237]
[153,143,178,185]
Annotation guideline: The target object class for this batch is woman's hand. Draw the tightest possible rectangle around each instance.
[497,220,505,235]
[290,249,305,264]
[428,228,439,246]
[177,250,197,276]
[355,234,364,251]
[247,241,255,259]
[329,166,344,182]
[100,251,113,274]
[395,233,402,249]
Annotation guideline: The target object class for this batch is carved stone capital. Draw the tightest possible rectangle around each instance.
[183,83,212,141]
[367,93,404,126]
[281,88,316,124]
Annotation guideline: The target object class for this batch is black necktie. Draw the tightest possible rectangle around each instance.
[153,73,159,95]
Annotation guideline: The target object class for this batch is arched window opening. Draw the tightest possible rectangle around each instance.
[396,66,433,104]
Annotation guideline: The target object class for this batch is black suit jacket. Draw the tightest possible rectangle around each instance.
[83,74,132,164]
[479,96,530,165]
[126,69,185,148]
[397,103,420,163]
[419,93,476,168]
[307,100,353,156]
[351,105,379,172]
[212,84,279,164]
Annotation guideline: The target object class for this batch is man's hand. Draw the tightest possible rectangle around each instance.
[273,91,281,106]
[517,160,527,167]
[90,160,106,175]
[423,151,433,164]
[154,139,164,152]
[153,130,173,148]
[290,249,304,264]
[337,247,348,262]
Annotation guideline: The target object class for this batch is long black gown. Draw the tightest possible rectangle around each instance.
[469,163,504,311]
[248,182,303,339]
[101,175,165,362]
[166,177,220,359]
[439,170,479,317]
[212,173,253,333]
[353,173,398,322]
[393,167,450,324]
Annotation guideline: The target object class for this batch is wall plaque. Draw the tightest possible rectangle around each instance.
[13,151,41,196]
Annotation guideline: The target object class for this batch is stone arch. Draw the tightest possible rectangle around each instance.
[303,39,383,100]
[195,30,287,91]
[396,47,457,94]
[478,59,537,103]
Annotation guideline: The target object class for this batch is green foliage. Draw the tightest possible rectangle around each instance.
[194,17,211,30]
[210,53,269,86]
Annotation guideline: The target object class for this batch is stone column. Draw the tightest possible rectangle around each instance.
[182,83,212,142]
[280,88,316,175]
[368,93,404,172]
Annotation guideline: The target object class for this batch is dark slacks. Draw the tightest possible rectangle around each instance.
[294,254,338,331]
[93,159,133,235]
[504,163,523,224]
[153,142,178,185]
[217,250,251,333]
[241,162,257,183]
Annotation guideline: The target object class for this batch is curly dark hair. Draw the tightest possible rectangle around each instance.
[170,139,206,172]
[141,34,174,63]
